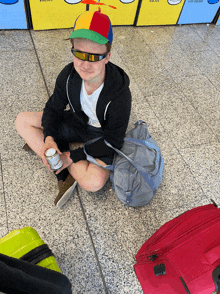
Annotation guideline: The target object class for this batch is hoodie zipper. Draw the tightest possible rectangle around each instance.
[66,75,75,113]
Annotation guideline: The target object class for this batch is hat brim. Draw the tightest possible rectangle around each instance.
[70,29,109,45]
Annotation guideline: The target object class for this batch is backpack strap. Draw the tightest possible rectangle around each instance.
[83,137,162,191]
[104,140,160,191]
[83,138,114,171]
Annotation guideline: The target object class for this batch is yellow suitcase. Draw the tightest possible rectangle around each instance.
[0,227,61,273]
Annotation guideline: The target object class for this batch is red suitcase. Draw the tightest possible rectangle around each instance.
[134,204,220,293]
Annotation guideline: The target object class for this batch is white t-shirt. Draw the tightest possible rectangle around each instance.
[80,80,104,128]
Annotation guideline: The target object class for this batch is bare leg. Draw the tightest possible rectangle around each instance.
[15,111,44,158]
[15,111,110,192]
[68,159,110,192]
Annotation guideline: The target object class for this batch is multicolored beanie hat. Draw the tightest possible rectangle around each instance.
[70,11,113,45]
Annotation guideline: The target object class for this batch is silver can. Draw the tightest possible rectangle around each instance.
[45,148,63,170]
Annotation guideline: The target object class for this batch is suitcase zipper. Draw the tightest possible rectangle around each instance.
[137,214,220,263]
[19,244,54,265]
[148,208,220,250]
[180,277,191,294]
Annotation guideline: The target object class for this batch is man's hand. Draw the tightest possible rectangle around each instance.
[55,151,73,174]
[41,136,62,171]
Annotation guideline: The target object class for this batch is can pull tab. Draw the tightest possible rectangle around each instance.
[147,254,158,261]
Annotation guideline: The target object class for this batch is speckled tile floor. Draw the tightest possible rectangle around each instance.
[0,24,220,293]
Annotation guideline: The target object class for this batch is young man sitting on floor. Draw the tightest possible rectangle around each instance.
[15,11,132,207]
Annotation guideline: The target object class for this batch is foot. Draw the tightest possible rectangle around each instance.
[58,180,64,191]
[54,174,78,208]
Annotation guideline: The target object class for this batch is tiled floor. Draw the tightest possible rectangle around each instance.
[0,24,220,293]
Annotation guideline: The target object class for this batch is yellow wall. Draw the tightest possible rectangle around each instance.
[29,0,140,30]
[29,0,86,30]
[13,0,220,30]
[137,0,185,26]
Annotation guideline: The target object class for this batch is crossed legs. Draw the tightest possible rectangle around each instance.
[15,111,110,192]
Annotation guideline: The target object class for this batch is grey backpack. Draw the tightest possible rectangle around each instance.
[84,120,164,207]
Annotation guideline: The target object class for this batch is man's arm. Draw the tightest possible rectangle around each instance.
[41,64,72,141]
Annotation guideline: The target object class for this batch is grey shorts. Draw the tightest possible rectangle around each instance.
[54,112,114,165]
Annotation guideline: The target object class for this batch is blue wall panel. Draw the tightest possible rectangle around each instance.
[0,0,27,29]
[178,0,220,24]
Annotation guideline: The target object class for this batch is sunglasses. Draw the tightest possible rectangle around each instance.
[71,48,108,62]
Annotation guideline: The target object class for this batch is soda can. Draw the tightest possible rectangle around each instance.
[45,148,63,170]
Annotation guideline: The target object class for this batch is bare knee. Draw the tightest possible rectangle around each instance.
[78,175,106,192]
[15,112,29,133]
[15,111,42,134]
[69,160,110,192]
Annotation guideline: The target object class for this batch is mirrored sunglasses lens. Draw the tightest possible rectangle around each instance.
[89,54,100,62]
[76,52,87,61]
[72,49,104,62]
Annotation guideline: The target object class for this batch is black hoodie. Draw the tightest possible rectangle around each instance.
[42,61,132,163]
